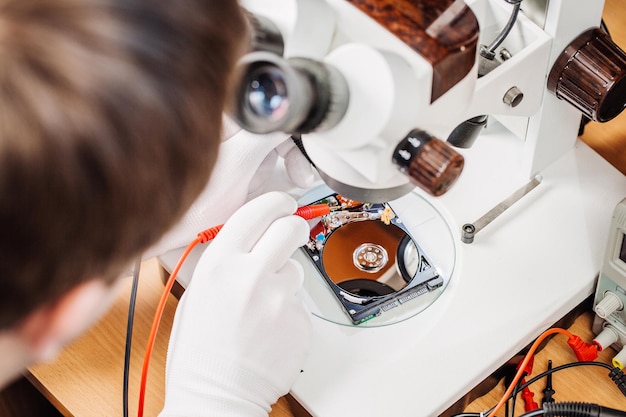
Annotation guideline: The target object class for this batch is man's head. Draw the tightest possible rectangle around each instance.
[0,0,246,379]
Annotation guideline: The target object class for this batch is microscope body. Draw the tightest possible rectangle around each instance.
[237,0,622,203]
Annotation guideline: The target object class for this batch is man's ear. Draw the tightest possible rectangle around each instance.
[15,279,119,362]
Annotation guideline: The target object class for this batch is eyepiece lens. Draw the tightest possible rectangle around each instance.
[245,65,289,121]
[231,51,348,134]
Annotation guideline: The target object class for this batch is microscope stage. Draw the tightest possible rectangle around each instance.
[289,126,626,416]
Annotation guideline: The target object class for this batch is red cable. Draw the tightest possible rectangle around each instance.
[490,328,574,416]
[137,234,202,417]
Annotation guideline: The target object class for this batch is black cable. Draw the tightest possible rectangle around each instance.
[541,360,555,405]
[482,1,522,57]
[450,361,616,417]
[509,375,526,417]
[503,368,517,417]
[504,362,615,416]
[520,362,613,392]
[123,260,142,417]
[538,402,626,417]
[290,134,316,168]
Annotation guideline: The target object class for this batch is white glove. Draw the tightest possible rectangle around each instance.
[144,117,315,260]
[159,191,313,417]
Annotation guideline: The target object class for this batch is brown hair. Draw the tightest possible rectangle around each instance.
[0,0,246,329]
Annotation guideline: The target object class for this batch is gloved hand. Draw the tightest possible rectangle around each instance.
[144,116,315,260]
[159,191,313,417]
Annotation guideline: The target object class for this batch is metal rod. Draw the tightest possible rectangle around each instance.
[461,175,542,244]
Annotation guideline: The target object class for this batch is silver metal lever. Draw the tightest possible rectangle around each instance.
[461,175,542,244]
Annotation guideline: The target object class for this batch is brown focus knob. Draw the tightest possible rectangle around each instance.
[548,28,626,122]
[392,130,464,196]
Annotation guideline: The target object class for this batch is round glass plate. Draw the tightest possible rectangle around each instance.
[295,184,458,327]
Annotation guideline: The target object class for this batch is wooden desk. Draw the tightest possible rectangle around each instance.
[463,310,626,415]
[26,258,298,417]
[28,259,175,417]
[21,0,626,416]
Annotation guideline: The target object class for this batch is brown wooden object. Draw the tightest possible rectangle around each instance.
[345,0,479,101]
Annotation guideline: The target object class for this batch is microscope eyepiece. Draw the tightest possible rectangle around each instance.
[230,51,349,135]
[245,64,289,121]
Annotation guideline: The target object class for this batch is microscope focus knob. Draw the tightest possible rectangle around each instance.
[548,27,626,122]
[392,130,464,197]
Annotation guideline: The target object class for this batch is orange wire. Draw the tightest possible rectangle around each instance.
[488,327,574,416]
[137,235,203,417]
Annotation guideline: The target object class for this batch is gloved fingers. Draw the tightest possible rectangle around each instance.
[251,214,309,271]
[212,191,298,254]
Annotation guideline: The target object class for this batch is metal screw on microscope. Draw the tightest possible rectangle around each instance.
[499,48,513,61]
[503,86,524,107]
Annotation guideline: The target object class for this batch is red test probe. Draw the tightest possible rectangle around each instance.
[196,204,330,242]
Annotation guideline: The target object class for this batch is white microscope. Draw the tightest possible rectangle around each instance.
[161,0,626,415]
